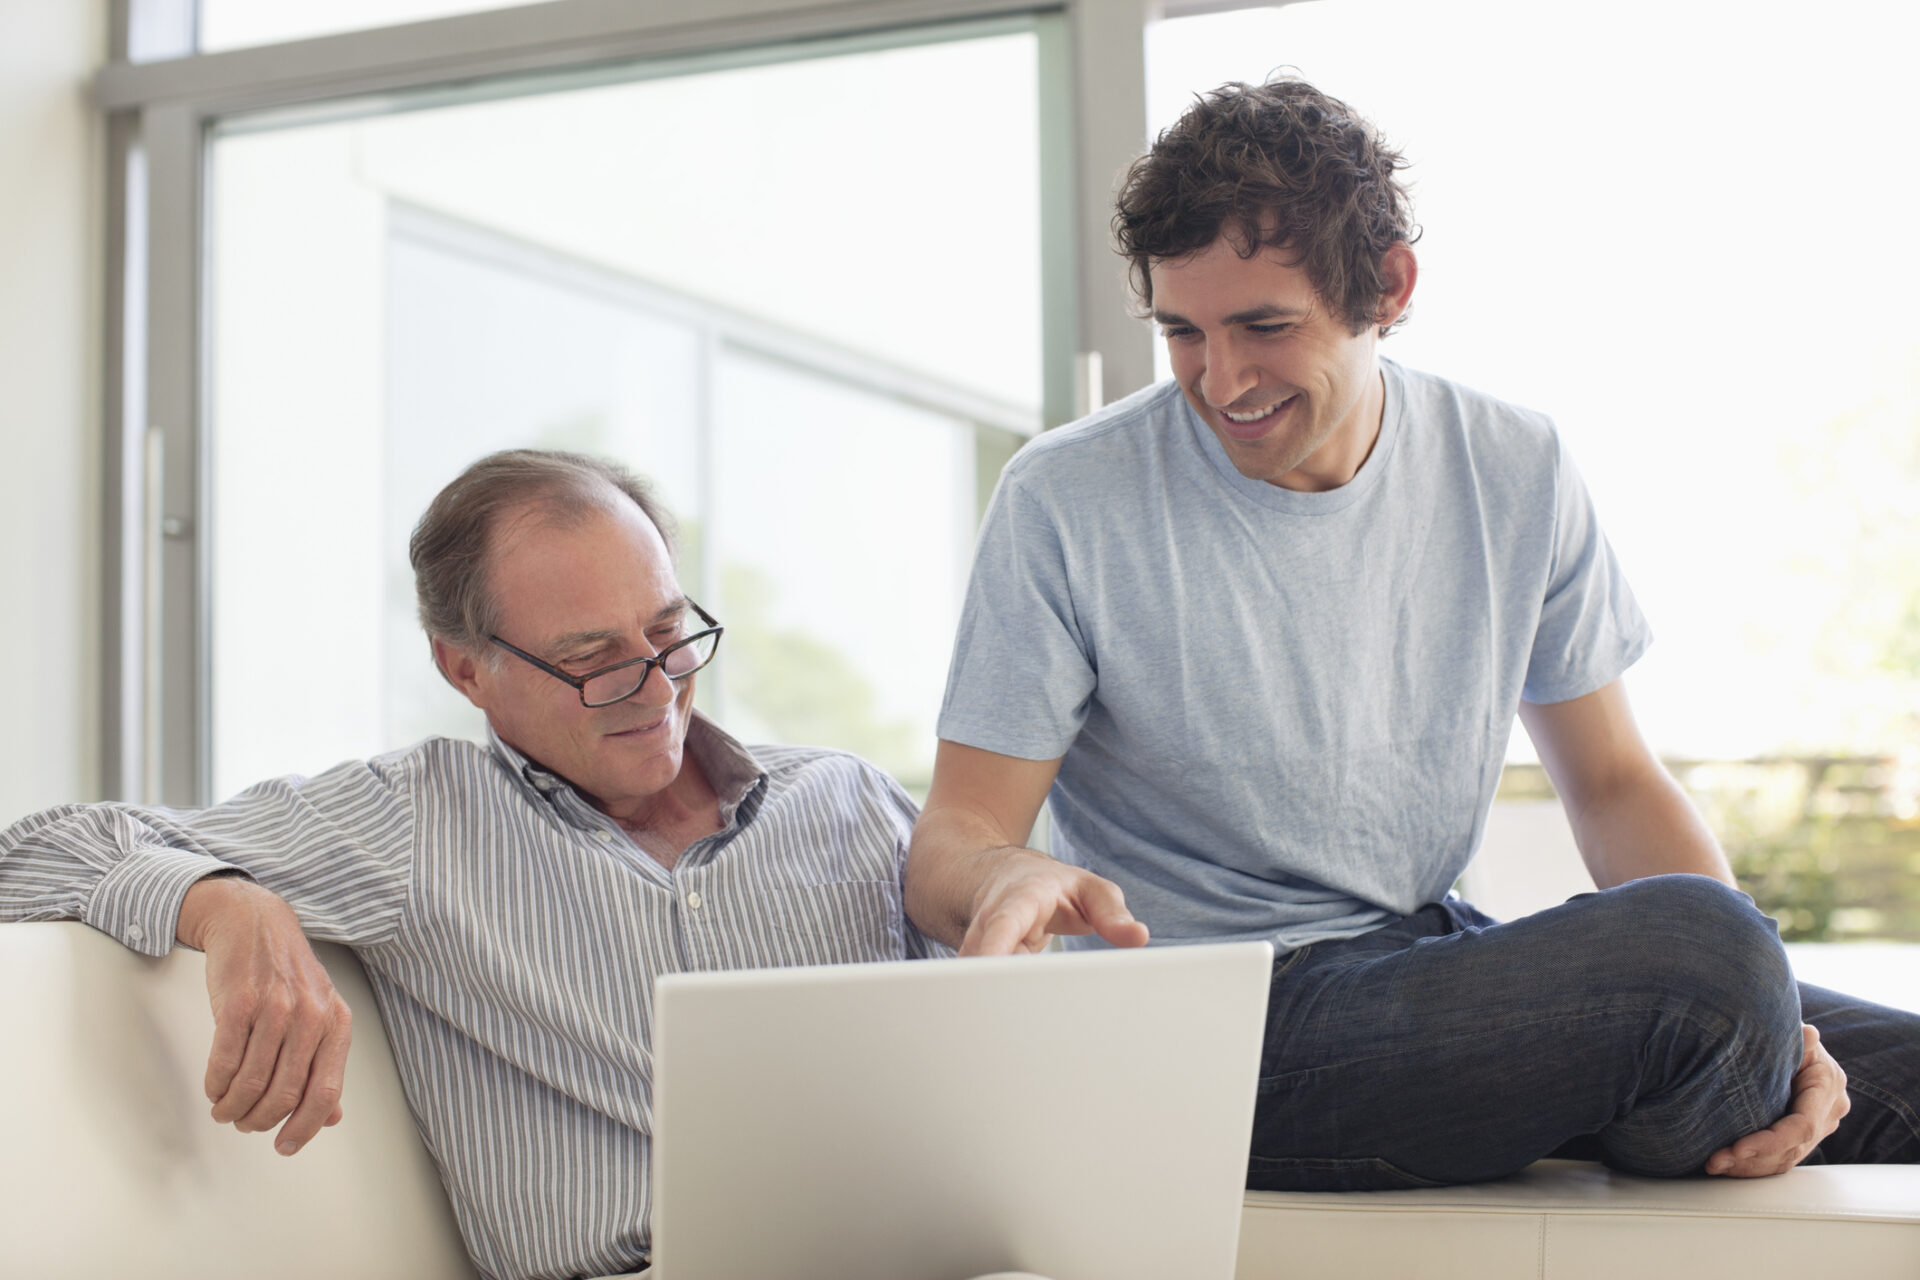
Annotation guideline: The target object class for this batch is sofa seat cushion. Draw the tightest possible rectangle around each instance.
[1237,1158,1920,1279]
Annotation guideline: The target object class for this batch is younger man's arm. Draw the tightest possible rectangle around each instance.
[1517,679,1734,889]
[905,740,1148,956]
[1519,679,1850,1177]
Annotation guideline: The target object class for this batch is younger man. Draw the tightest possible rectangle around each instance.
[907,78,1918,1186]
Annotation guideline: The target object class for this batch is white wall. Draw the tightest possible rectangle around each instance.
[1458,801,1591,924]
[0,0,104,825]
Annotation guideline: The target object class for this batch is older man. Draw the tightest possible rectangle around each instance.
[0,449,940,1280]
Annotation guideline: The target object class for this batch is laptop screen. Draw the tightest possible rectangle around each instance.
[651,941,1272,1280]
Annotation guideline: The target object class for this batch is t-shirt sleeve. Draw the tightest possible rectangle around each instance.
[1522,437,1652,704]
[936,465,1096,761]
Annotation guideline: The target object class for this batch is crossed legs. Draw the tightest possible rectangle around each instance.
[1247,875,1920,1190]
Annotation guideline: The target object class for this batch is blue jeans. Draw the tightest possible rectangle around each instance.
[1247,875,1920,1190]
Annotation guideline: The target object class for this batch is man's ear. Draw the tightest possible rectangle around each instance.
[1374,241,1419,330]
[432,636,491,709]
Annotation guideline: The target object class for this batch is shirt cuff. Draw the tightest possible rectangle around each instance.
[82,850,248,957]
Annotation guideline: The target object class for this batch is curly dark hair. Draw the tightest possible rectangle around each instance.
[1114,76,1419,336]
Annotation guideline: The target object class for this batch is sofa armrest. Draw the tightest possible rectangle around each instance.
[0,921,475,1280]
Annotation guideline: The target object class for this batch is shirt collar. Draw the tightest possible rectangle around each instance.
[485,710,766,829]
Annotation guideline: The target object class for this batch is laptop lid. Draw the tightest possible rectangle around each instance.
[651,940,1273,1280]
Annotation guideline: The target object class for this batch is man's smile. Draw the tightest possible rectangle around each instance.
[1215,394,1296,439]
[606,709,671,740]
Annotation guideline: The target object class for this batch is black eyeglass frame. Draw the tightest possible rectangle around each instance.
[489,600,724,708]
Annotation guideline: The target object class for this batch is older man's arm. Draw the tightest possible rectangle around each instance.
[0,759,415,1155]
[905,740,1149,956]
[1518,680,1849,1177]
[177,875,353,1156]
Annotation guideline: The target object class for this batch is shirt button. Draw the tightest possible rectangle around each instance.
[595,830,613,842]
[686,892,703,910]
[126,923,145,944]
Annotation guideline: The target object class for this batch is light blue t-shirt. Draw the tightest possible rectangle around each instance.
[937,359,1650,951]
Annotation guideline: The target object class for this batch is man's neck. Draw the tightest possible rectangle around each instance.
[603,753,722,871]
[1273,362,1386,493]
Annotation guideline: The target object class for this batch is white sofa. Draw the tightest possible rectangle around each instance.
[4,921,1917,1280]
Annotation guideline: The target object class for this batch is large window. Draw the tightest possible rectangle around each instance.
[105,0,1147,810]
[105,0,1915,959]
[205,28,1043,798]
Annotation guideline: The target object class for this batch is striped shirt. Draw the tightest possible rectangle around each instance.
[0,714,944,1280]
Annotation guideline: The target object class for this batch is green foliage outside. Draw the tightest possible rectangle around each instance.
[1500,757,1920,942]
[717,563,926,794]
[1696,757,1920,942]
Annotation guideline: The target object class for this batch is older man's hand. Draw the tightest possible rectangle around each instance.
[1705,1024,1849,1177]
[177,876,352,1155]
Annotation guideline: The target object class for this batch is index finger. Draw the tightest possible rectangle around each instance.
[961,903,1048,957]
[1072,876,1149,949]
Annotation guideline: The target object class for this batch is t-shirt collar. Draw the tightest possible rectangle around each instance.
[1182,356,1406,515]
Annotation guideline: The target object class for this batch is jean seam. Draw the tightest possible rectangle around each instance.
[1243,1153,1449,1188]
[1717,1042,1773,1142]
[1602,1011,1780,1164]
[1846,1071,1920,1145]
[1261,1005,1787,1162]
[1270,944,1313,983]
[1263,1003,1723,1081]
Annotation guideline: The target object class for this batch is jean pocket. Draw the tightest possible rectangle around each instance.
[1257,945,1313,1079]
[1270,944,1314,984]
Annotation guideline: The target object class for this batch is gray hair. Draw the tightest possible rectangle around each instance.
[409,449,679,668]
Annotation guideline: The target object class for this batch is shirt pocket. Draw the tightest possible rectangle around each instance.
[760,880,904,967]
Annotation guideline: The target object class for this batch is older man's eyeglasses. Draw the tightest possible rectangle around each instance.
[489,601,724,709]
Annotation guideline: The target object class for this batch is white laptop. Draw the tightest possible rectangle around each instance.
[650,940,1273,1280]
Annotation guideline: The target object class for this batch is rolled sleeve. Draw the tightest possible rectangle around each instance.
[84,849,248,956]
[2,755,417,956]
